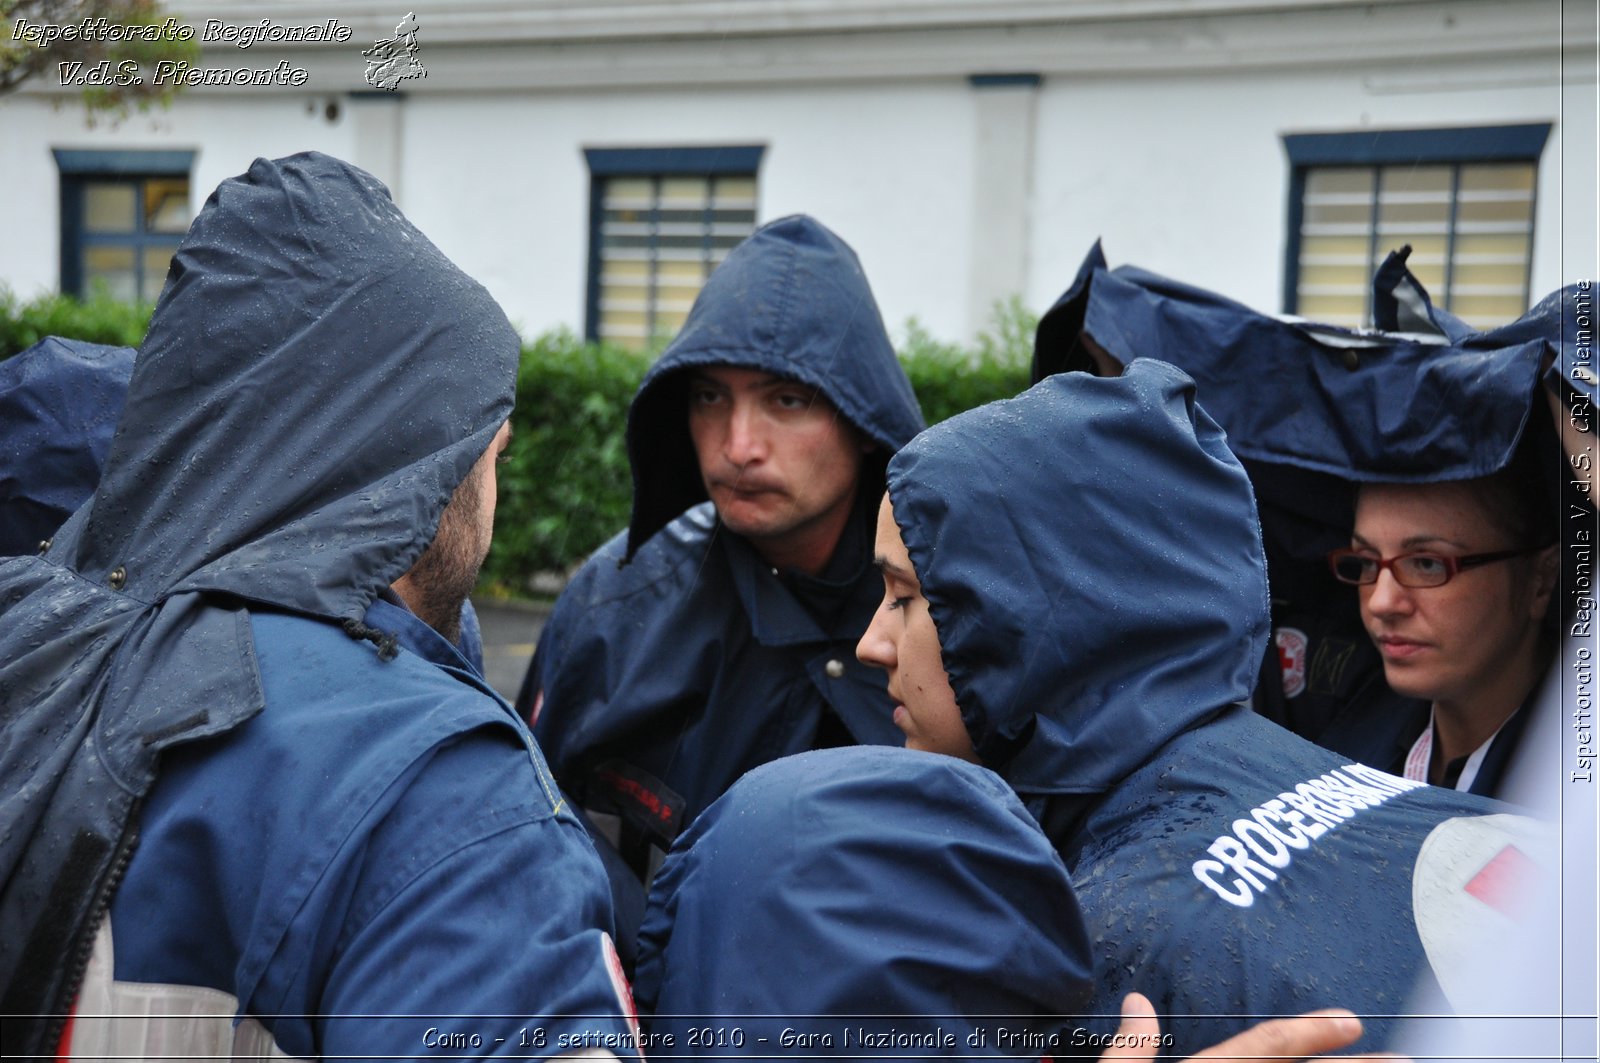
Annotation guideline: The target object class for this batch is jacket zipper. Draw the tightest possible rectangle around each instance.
[41,808,141,1060]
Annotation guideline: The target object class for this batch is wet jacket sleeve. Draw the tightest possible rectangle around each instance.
[523,584,574,730]
[522,530,628,739]
[110,670,639,1060]
[314,730,637,1059]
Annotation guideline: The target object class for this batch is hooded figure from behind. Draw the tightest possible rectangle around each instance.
[634,746,1093,1060]
[860,360,1549,1055]
[0,333,493,667]
[0,336,135,556]
[522,215,924,915]
[0,153,634,1059]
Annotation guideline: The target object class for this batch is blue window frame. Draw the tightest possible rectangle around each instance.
[1282,124,1550,328]
[584,146,764,350]
[56,149,195,302]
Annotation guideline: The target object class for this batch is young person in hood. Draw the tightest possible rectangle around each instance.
[521,215,924,909]
[856,359,1549,1056]
[635,746,1379,1063]
[0,154,638,1060]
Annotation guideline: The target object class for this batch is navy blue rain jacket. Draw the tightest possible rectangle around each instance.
[1374,249,1592,481]
[0,337,135,556]
[1032,242,1544,482]
[525,216,923,879]
[1030,243,1564,780]
[885,361,1540,1054]
[0,153,628,1057]
[634,747,1093,1060]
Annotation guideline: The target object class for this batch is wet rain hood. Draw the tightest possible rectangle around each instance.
[622,214,924,559]
[0,152,519,1044]
[886,360,1270,796]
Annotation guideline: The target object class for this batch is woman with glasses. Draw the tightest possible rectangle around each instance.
[1330,444,1559,796]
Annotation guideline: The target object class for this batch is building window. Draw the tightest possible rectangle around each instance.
[584,146,764,351]
[56,149,195,303]
[1283,124,1549,329]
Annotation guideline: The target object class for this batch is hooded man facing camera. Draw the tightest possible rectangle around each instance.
[521,215,925,897]
[0,154,637,1060]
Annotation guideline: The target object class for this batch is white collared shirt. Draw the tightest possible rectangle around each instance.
[1403,708,1514,792]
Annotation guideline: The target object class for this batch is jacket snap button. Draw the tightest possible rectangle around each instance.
[109,566,127,590]
[825,658,845,679]
[1342,350,1360,371]
[37,539,51,555]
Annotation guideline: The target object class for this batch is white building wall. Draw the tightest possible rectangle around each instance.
[398,80,976,341]
[1,0,1593,343]
[1027,55,1582,315]
[1556,38,1600,287]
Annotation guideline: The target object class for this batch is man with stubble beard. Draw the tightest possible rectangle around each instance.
[0,153,638,1060]
[521,216,924,936]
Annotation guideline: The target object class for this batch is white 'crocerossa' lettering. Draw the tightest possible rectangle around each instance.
[1192,764,1426,907]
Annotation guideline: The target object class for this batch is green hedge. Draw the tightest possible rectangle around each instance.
[483,331,650,589]
[896,300,1033,426]
[0,287,154,358]
[2,289,1033,590]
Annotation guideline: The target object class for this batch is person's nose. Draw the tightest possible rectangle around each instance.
[1362,565,1415,619]
[856,608,896,671]
[724,402,767,467]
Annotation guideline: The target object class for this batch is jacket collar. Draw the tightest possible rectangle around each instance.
[368,592,494,693]
[723,533,830,647]
[720,496,877,648]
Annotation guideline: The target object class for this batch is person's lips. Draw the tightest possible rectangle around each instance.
[1377,635,1430,661]
[887,689,909,730]
[711,478,784,498]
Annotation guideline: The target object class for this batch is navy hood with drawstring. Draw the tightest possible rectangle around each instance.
[888,359,1270,794]
[0,152,520,1051]
[524,215,925,895]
